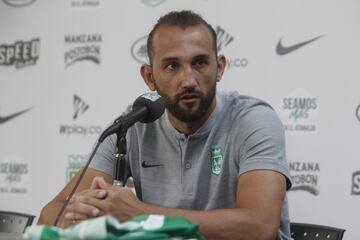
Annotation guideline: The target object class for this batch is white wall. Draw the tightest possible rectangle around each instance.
[0,0,359,239]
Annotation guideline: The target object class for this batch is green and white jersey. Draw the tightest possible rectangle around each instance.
[25,215,203,240]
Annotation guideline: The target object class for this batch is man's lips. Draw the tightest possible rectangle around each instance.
[179,94,199,104]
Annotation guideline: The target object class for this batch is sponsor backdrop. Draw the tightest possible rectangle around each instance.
[0,0,359,238]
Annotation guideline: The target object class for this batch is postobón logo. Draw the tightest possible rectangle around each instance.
[3,0,36,7]
[289,161,320,195]
[59,95,102,136]
[280,88,318,132]
[0,38,40,69]
[351,171,360,195]
[356,104,360,122]
[215,26,248,70]
[66,154,87,183]
[64,34,102,68]
[141,0,166,7]
[0,155,29,194]
[131,35,148,64]
[70,0,99,7]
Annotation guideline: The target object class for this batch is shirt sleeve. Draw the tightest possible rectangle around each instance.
[237,104,292,190]
[88,133,117,176]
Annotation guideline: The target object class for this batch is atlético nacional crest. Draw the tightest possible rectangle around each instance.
[210,147,223,175]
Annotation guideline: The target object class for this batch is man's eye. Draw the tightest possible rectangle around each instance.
[165,63,178,70]
[194,59,207,68]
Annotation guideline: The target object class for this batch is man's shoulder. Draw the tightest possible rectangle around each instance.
[217,91,274,114]
[216,91,283,133]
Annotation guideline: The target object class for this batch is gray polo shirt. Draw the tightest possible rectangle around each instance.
[89,91,292,239]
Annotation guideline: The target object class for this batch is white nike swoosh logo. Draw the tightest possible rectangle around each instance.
[276,35,325,55]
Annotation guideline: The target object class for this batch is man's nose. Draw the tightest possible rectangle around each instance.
[179,66,197,88]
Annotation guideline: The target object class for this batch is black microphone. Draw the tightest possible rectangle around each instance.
[99,92,165,142]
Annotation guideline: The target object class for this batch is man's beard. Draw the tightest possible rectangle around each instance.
[154,81,216,123]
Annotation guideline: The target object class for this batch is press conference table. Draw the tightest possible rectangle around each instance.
[0,232,24,240]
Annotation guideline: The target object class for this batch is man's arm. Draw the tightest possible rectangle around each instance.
[146,170,286,240]
[64,169,287,240]
[37,167,113,227]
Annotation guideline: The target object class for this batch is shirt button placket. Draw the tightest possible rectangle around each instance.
[181,137,194,195]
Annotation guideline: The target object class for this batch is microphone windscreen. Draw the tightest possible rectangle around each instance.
[132,92,165,123]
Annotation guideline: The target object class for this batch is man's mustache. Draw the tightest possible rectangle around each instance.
[175,89,203,101]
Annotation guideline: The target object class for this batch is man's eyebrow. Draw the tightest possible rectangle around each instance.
[193,54,211,60]
[161,57,179,64]
[160,54,211,64]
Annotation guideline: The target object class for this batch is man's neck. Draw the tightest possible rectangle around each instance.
[166,98,216,137]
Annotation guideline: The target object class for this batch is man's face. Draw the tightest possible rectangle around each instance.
[150,24,219,122]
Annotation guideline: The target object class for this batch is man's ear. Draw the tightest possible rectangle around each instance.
[216,54,226,82]
[140,64,156,91]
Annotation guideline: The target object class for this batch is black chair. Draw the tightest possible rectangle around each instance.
[0,211,35,233]
[290,222,345,240]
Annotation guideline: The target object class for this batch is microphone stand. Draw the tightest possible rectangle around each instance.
[113,128,129,186]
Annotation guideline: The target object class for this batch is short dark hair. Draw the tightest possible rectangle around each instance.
[146,10,218,65]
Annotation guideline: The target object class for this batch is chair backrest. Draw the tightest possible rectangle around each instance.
[0,211,35,233]
[290,222,345,240]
